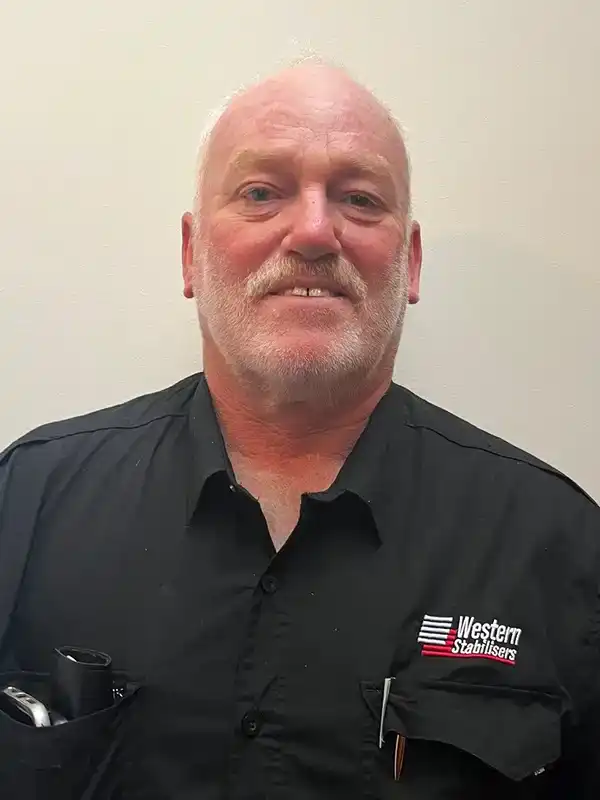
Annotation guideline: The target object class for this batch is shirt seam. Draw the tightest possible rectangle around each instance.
[1,412,189,461]
[404,420,597,507]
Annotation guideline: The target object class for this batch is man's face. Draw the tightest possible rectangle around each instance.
[183,69,422,397]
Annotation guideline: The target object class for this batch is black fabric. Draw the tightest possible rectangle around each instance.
[0,670,137,799]
[0,372,599,798]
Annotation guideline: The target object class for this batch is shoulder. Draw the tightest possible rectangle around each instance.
[0,373,203,469]
[387,382,598,515]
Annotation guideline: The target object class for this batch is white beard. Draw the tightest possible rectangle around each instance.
[193,244,410,404]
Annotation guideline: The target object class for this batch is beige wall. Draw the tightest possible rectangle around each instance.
[0,1,598,498]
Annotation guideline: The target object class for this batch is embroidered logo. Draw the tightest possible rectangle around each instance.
[417,614,522,665]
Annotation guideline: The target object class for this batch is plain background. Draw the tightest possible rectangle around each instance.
[0,1,598,499]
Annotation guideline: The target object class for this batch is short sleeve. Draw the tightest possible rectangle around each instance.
[555,498,600,796]
[0,442,47,662]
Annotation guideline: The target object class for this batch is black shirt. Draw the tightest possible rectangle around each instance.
[1,373,599,799]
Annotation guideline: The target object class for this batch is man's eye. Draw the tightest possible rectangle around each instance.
[343,192,379,209]
[242,186,276,203]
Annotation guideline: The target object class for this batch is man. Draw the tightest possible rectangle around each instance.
[0,62,598,799]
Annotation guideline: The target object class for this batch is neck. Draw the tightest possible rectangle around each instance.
[203,347,393,469]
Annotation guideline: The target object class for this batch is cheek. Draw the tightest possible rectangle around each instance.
[205,218,281,280]
[341,226,404,291]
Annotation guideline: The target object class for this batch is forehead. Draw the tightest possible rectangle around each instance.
[202,75,408,191]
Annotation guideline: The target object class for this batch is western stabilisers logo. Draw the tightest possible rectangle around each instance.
[417,614,522,666]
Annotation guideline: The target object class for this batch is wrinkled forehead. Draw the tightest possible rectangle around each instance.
[201,78,409,203]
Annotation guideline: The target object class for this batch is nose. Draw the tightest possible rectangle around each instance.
[281,188,341,262]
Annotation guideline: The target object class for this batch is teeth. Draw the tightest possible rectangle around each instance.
[280,287,335,297]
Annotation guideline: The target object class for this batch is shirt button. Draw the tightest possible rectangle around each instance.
[241,711,262,738]
[260,574,278,594]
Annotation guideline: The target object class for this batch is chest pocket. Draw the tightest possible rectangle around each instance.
[0,669,138,800]
[360,678,566,799]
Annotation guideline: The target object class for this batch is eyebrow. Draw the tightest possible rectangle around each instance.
[221,146,402,198]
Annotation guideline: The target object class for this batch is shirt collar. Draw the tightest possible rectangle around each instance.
[186,374,412,541]
[312,383,412,543]
[185,374,232,522]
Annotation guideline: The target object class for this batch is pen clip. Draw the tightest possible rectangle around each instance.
[378,677,393,749]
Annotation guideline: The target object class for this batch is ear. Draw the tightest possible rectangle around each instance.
[406,221,423,305]
[181,212,195,299]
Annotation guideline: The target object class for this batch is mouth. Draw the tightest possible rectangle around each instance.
[267,286,346,299]
[268,282,348,300]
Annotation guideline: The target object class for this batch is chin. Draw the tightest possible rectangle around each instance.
[236,336,375,401]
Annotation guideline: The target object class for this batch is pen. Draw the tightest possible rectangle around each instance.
[378,677,393,749]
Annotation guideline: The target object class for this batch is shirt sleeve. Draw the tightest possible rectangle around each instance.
[555,497,600,796]
[0,442,46,664]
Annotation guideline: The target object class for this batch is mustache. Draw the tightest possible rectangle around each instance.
[244,255,368,302]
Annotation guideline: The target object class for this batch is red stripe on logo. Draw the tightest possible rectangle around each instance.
[421,652,516,666]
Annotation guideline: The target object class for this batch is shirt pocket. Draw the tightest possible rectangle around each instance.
[360,677,566,799]
[0,670,138,800]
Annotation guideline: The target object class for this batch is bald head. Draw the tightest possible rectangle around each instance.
[194,62,411,220]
